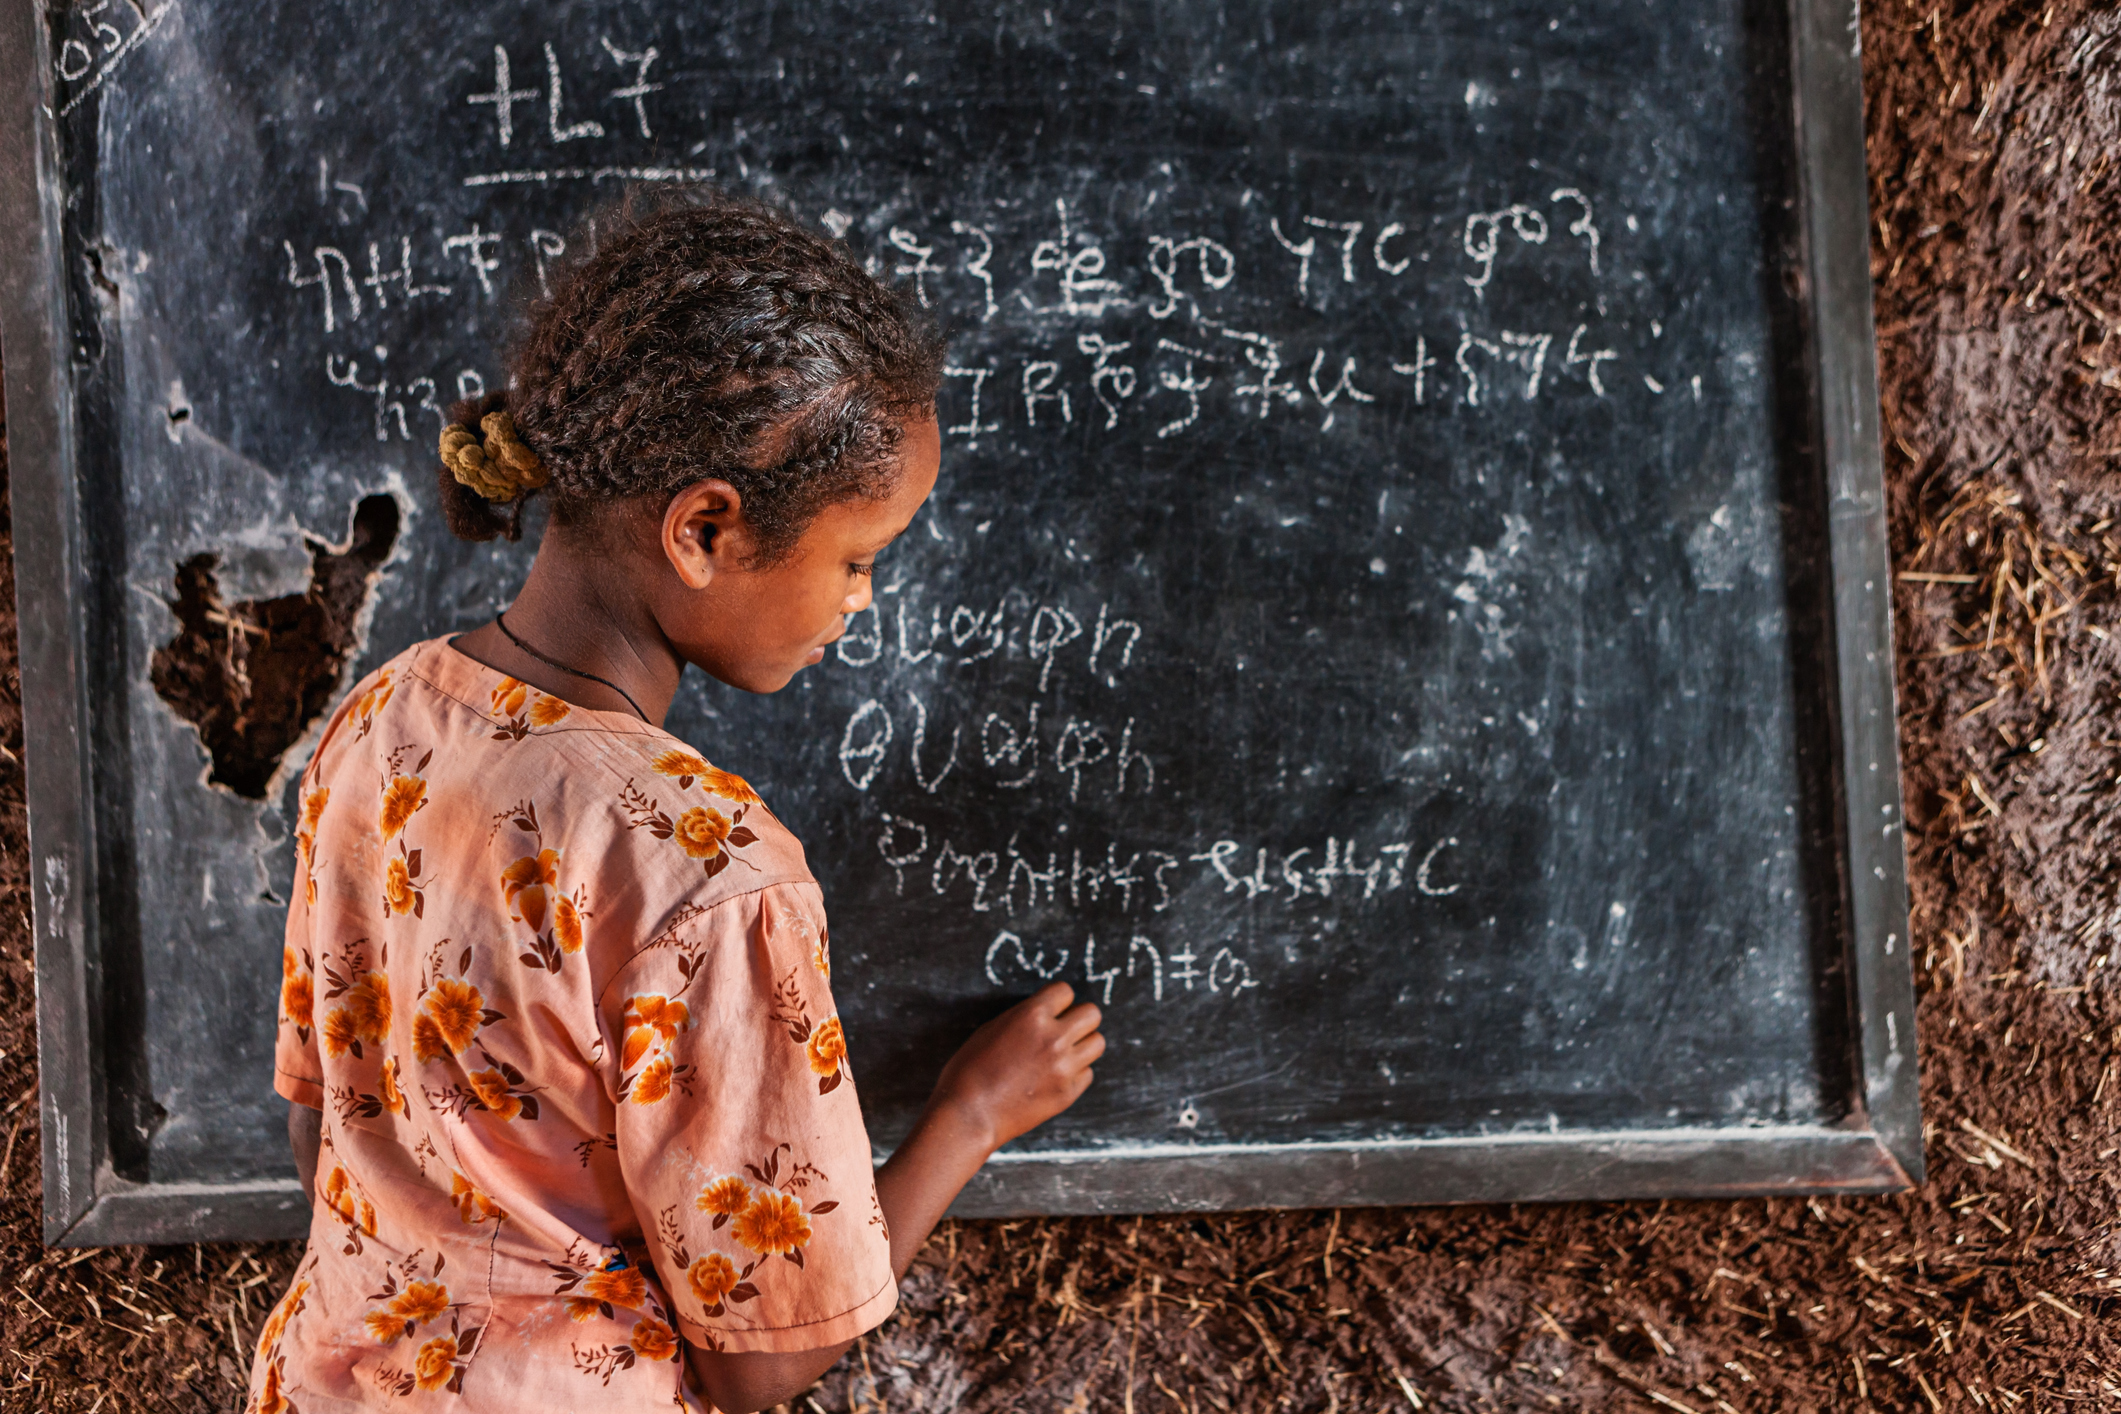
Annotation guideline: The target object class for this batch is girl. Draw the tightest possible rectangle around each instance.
[252,194,1104,1413]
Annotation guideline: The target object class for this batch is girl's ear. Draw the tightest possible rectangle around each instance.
[661,479,749,589]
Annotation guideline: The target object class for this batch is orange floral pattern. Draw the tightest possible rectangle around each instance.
[674,806,732,860]
[414,1334,458,1389]
[419,977,487,1058]
[258,638,894,1409]
[734,1190,812,1257]
[281,950,313,1037]
[628,1317,679,1362]
[806,1016,846,1079]
[466,1067,525,1122]
[620,995,693,1071]
[379,774,426,841]
[451,1171,505,1225]
[501,848,559,930]
[297,787,329,865]
[321,970,390,1060]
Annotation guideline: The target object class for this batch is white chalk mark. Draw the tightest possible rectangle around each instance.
[835,603,882,666]
[1373,221,1412,275]
[1127,937,1164,1002]
[326,352,411,442]
[545,42,605,142]
[285,242,360,333]
[941,366,999,445]
[985,931,1068,987]
[1307,350,1375,430]
[1223,328,1303,416]
[981,705,1040,789]
[466,45,538,149]
[1146,235,1236,319]
[877,813,929,895]
[1267,217,1317,298]
[1028,605,1084,692]
[1023,200,1125,315]
[462,166,718,187]
[1084,936,1121,1004]
[838,699,893,790]
[56,0,176,119]
[1391,337,1438,404]
[1154,339,1214,439]
[1462,204,1549,296]
[363,238,451,309]
[889,226,940,306]
[951,222,998,321]
[1454,333,1502,407]
[1302,215,1364,283]
[1550,187,1601,275]
[1562,324,1617,396]
[1500,330,1553,398]
[443,225,502,298]
[1088,602,1141,681]
[1416,838,1462,896]
[1115,720,1154,796]
[528,229,567,299]
[1078,334,1136,428]
[904,692,960,794]
[601,37,662,138]
[1055,720,1111,803]
[1022,360,1072,426]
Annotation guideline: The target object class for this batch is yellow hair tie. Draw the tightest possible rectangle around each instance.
[439,411,550,502]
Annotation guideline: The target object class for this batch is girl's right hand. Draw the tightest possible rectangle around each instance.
[929,982,1104,1150]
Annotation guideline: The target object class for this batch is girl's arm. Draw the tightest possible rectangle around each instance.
[288,1100,322,1203]
[685,981,1103,1414]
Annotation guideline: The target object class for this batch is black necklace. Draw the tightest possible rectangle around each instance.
[494,611,651,723]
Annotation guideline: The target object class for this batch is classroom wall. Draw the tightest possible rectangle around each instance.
[2,0,2117,1407]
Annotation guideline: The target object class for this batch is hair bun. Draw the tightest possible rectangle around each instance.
[439,410,550,501]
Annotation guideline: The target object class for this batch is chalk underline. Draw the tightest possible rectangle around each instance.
[463,166,720,188]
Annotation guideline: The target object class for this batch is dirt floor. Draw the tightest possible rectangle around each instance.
[5,0,2120,1408]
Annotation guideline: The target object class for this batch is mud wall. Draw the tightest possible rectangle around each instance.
[3,0,2119,1407]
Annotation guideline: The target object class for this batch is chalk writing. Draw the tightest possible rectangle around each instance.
[984,929,1255,1005]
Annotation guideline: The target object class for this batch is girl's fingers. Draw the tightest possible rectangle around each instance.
[1058,1002,1103,1042]
[1029,981,1077,1016]
[1072,1031,1108,1064]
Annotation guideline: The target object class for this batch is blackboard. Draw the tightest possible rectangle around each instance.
[1,0,1918,1245]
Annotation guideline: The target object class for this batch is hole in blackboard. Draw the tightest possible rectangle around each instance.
[150,494,400,799]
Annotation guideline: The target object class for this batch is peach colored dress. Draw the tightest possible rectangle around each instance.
[248,638,893,1413]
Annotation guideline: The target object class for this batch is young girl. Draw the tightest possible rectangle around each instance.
[251,194,1104,1413]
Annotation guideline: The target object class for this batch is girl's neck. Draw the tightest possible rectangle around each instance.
[454,541,684,727]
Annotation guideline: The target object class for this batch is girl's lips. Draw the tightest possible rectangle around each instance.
[804,645,827,665]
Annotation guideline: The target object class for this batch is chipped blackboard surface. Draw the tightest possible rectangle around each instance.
[0,0,1917,1243]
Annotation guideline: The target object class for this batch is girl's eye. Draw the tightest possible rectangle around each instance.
[850,562,875,577]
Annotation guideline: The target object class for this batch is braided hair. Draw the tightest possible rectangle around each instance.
[440,190,946,564]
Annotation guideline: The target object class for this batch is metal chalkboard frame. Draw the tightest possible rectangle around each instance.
[0,0,1919,1246]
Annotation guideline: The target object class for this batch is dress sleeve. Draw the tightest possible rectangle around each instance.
[274,774,330,1110]
[602,880,896,1354]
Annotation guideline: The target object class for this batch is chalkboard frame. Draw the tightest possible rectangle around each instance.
[0,0,1920,1247]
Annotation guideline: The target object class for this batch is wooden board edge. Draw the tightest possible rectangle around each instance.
[0,0,109,1243]
[1788,0,1925,1184]
[52,1177,312,1247]
[943,1127,1915,1217]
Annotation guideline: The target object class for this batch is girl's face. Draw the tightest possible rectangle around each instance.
[660,414,942,693]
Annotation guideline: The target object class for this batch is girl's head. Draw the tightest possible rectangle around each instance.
[440,192,944,692]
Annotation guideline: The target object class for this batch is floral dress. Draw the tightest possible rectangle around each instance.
[248,638,894,1413]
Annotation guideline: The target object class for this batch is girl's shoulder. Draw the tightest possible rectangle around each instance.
[304,635,812,904]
